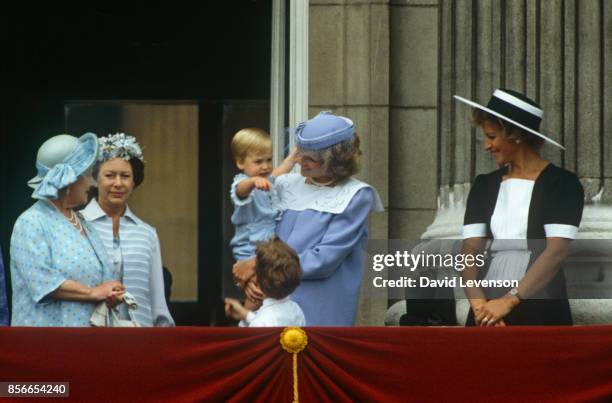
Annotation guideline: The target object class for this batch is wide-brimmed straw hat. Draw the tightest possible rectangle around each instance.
[28,132,99,199]
[454,88,564,150]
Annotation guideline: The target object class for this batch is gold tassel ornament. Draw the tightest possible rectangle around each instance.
[280,327,308,403]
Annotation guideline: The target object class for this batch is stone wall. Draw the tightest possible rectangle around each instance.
[389,0,439,241]
[308,0,612,325]
[309,0,390,324]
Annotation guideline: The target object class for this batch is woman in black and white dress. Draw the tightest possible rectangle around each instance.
[456,89,584,326]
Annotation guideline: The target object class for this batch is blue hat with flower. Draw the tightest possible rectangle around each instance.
[295,111,355,150]
[98,133,144,162]
[28,133,99,200]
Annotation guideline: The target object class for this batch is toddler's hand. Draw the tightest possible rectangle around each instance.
[253,177,272,191]
[224,298,249,321]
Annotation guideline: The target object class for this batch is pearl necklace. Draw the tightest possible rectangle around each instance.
[66,209,84,233]
[306,177,336,187]
[47,200,83,233]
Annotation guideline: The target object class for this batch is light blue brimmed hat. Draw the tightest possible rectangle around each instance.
[28,132,99,200]
[295,111,355,150]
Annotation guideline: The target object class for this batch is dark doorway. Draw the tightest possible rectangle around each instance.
[0,2,272,325]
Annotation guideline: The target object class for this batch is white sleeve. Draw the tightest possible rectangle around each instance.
[239,311,258,327]
[544,224,578,239]
[462,223,487,239]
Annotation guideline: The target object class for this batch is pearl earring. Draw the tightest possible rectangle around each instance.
[515,139,521,144]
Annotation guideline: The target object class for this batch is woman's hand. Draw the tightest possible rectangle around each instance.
[233,258,256,287]
[470,298,487,322]
[51,279,124,305]
[224,298,249,321]
[105,290,125,308]
[90,280,125,304]
[477,298,517,327]
[243,277,264,302]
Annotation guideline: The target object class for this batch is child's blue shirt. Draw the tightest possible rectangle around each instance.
[230,173,280,261]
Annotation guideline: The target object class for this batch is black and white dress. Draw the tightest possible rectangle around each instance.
[462,163,584,325]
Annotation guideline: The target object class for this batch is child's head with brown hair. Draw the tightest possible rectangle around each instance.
[255,237,302,300]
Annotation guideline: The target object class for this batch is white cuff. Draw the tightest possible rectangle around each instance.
[462,223,487,239]
[544,224,578,239]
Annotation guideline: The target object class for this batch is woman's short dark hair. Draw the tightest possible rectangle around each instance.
[471,109,545,151]
[255,237,302,300]
[129,158,145,188]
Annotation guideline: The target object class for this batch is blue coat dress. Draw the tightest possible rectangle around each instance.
[274,173,383,326]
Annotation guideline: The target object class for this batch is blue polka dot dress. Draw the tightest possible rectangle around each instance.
[10,200,117,326]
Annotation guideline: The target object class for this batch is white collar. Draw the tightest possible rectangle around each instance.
[273,173,384,214]
[81,199,140,224]
[260,297,289,308]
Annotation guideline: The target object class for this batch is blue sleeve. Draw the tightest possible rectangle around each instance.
[149,231,175,326]
[82,220,116,282]
[298,188,374,280]
[10,214,66,304]
[230,173,253,207]
[0,248,8,325]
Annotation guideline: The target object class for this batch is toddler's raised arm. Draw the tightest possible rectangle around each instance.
[272,147,298,177]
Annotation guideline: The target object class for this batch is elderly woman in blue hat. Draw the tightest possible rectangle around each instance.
[234,112,383,325]
[10,133,124,326]
[456,89,584,326]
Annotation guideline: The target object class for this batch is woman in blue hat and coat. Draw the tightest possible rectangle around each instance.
[234,112,383,326]
[10,133,124,326]
[456,89,584,326]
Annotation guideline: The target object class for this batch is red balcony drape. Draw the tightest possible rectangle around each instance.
[1,326,611,402]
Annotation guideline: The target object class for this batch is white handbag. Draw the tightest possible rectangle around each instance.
[90,292,141,327]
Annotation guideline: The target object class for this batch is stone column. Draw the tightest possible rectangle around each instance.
[419,0,612,324]
[309,0,390,325]
[385,0,439,324]
[388,0,439,239]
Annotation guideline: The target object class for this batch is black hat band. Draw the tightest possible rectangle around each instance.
[486,95,542,132]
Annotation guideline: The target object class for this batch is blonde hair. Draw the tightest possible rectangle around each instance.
[231,128,272,162]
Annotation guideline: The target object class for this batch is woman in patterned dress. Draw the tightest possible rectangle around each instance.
[10,133,123,326]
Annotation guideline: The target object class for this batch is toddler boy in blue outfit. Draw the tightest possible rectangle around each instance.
[229,128,296,262]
